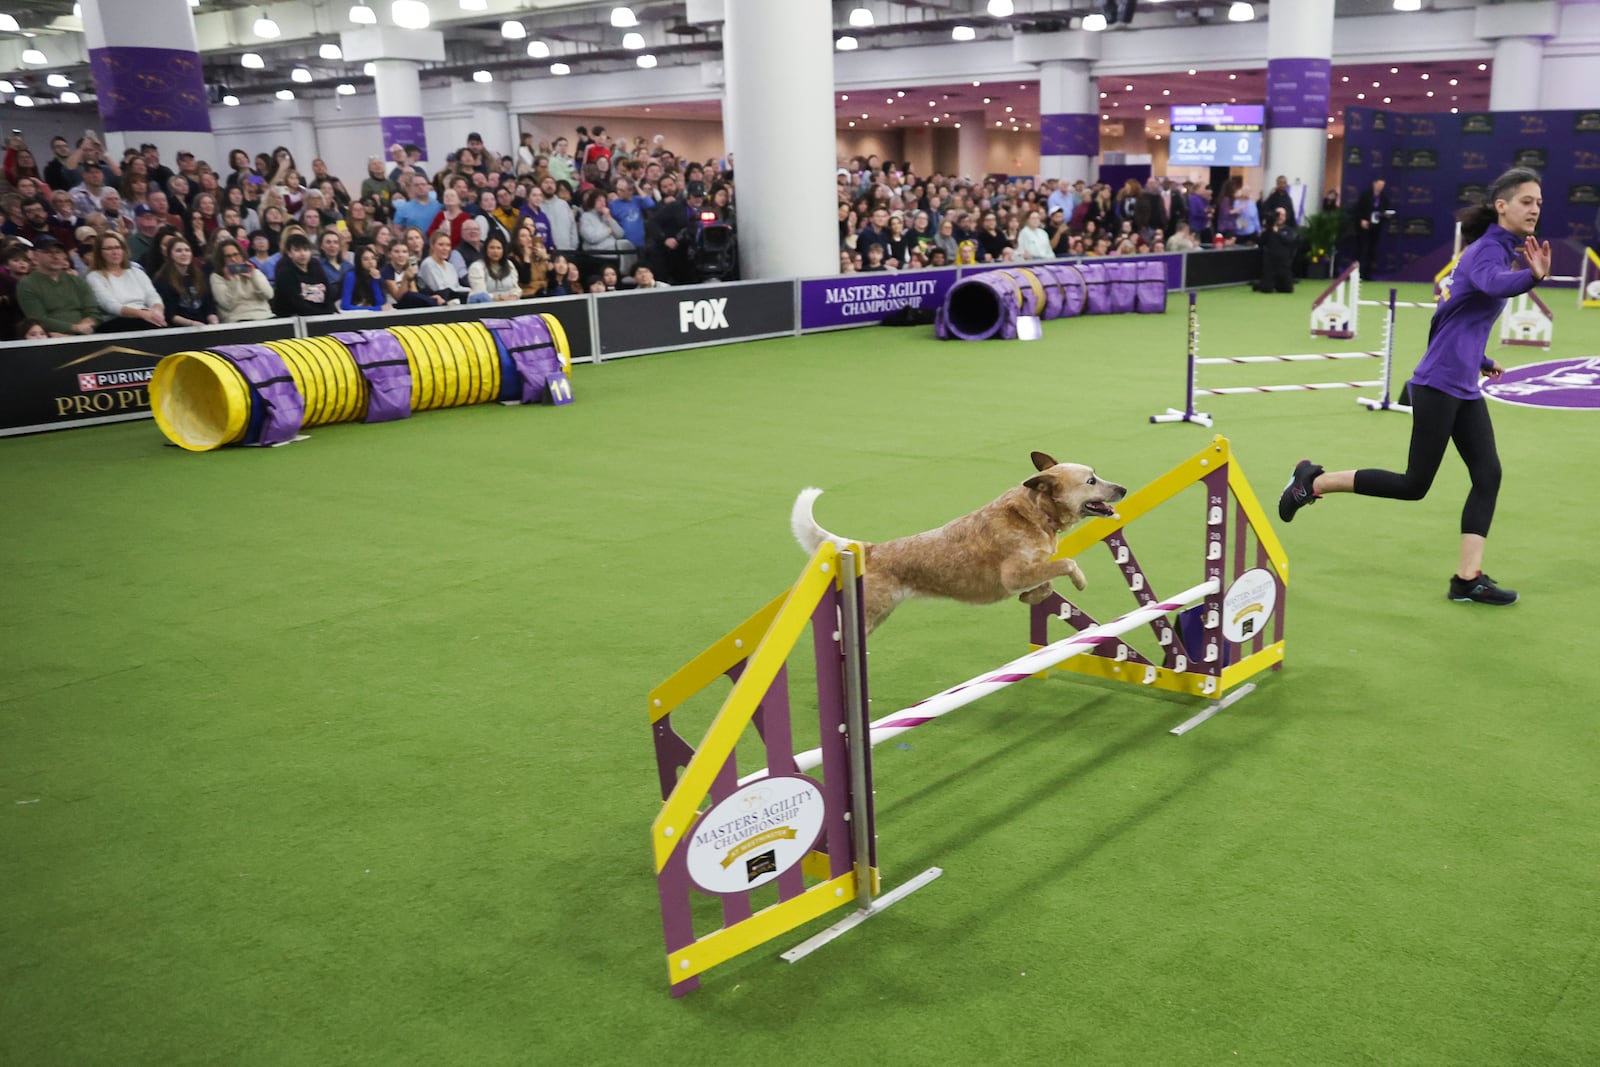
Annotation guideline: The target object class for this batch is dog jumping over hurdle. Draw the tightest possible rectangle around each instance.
[791,453,1127,633]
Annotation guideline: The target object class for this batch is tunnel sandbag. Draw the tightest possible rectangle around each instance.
[390,322,502,413]
[485,315,566,404]
[206,343,309,447]
[333,330,413,423]
[150,350,256,452]
[1135,261,1168,313]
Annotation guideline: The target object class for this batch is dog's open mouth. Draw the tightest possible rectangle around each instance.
[1083,501,1119,519]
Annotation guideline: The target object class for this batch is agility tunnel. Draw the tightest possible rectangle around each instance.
[150,313,571,451]
[937,260,1168,341]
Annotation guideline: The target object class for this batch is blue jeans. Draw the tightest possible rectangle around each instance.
[467,292,493,304]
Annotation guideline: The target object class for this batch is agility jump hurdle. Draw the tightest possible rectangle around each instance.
[647,436,1286,994]
[1310,263,1554,349]
[1154,291,1406,427]
[1582,248,1600,309]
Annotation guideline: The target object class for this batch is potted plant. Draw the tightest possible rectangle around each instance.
[1300,209,1347,278]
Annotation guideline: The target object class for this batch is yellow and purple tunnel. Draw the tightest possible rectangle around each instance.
[150,314,571,452]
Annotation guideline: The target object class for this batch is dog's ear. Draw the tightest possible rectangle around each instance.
[1030,450,1058,471]
[1023,473,1055,495]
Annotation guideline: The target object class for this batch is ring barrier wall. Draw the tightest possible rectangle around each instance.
[649,436,1285,994]
[150,313,571,451]
[936,261,1168,341]
[1156,290,1412,428]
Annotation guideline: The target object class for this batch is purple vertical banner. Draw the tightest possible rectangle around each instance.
[379,116,429,160]
[1266,57,1332,130]
[1040,113,1099,157]
[87,46,212,133]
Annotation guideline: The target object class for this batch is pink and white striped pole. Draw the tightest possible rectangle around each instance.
[742,579,1220,784]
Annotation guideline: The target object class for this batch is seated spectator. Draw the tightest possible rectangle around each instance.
[359,155,397,206]
[585,275,607,294]
[467,234,520,304]
[270,232,336,317]
[974,212,1011,262]
[85,233,166,331]
[17,236,100,335]
[0,240,31,338]
[861,244,889,272]
[630,262,668,289]
[340,245,389,311]
[152,237,217,327]
[926,246,949,267]
[510,223,548,298]
[17,317,47,339]
[1016,210,1053,261]
[210,238,275,322]
[393,173,442,233]
[1167,219,1200,253]
[577,187,634,266]
[426,187,472,248]
[380,240,440,308]
[475,190,511,247]
[417,230,469,303]
[315,229,352,290]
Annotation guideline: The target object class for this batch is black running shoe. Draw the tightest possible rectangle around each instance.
[1278,459,1324,523]
[1448,572,1518,606]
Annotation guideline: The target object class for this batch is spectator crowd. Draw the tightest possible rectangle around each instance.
[835,158,1313,276]
[0,123,733,340]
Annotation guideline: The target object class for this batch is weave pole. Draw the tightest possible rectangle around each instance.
[741,578,1220,785]
[1358,289,1414,414]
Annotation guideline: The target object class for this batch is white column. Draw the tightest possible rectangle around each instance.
[1037,60,1096,184]
[343,27,446,164]
[80,0,216,164]
[1489,37,1544,111]
[286,101,320,174]
[723,0,836,279]
[1264,0,1334,217]
[957,112,987,182]
[454,81,517,168]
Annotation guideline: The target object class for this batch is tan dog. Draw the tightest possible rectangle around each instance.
[791,452,1127,633]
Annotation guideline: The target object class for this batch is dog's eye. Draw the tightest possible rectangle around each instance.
[1088,476,1097,485]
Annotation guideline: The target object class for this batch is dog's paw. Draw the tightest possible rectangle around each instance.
[1019,583,1055,605]
[1067,562,1088,591]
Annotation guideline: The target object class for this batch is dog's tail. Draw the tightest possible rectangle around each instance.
[791,488,855,555]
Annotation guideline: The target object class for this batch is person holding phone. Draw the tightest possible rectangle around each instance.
[211,238,274,322]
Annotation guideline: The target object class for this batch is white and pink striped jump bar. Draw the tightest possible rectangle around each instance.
[744,578,1221,784]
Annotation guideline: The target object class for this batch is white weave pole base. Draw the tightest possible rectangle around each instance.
[1150,408,1214,427]
[1170,683,1257,736]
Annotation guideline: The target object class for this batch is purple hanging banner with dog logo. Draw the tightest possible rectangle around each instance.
[379,116,429,160]
[1040,114,1100,157]
[87,46,213,133]
[1266,57,1333,130]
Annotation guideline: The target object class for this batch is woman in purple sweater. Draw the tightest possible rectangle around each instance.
[1278,167,1552,606]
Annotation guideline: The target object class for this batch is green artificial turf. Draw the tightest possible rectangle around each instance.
[3,281,1599,1065]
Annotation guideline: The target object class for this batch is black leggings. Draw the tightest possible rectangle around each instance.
[1353,383,1501,537]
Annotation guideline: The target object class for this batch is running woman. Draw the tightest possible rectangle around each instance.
[1278,166,1552,606]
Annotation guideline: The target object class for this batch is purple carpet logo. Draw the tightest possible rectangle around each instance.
[1484,357,1600,410]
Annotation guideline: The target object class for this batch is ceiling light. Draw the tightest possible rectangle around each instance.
[1420,73,1429,80]
[953,122,961,128]
[610,6,637,27]
[0,14,18,32]
[276,89,295,100]
[291,67,312,82]
[1477,63,1487,70]
[21,48,46,65]
[320,43,343,60]
[223,94,240,106]
[848,7,873,27]
[1187,68,1196,75]
[460,0,487,8]
[13,93,33,107]
[1449,78,1458,85]
[349,3,377,23]
[472,69,491,82]
[1425,90,1433,97]
[58,89,80,104]
[1382,96,1391,103]
[1227,2,1255,22]
[527,40,550,58]
[551,62,570,75]
[1356,92,1365,99]
[501,21,525,38]
[337,83,356,95]
[987,0,1014,16]
[1390,67,1399,74]
[363,61,376,76]
[636,53,656,68]
[46,73,69,88]
[1450,107,1458,113]
[1083,13,1107,30]
[1162,89,1170,95]
[1004,105,1013,112]
[622,31,644,48]
[1341,75,1349,82]
[241,52,264,69]
[1228,73,1237,80]
[391,1,430,29]
[848,121,855,127]
[0,80,11,93]
[1394,0,1421,10]
[253,13,280,38]
[952,25,975,41]
[835,35,857,50]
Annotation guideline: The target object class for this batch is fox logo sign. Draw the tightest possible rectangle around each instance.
[678,298,729,333]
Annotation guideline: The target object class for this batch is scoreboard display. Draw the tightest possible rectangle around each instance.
[1169,104,1264,167]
